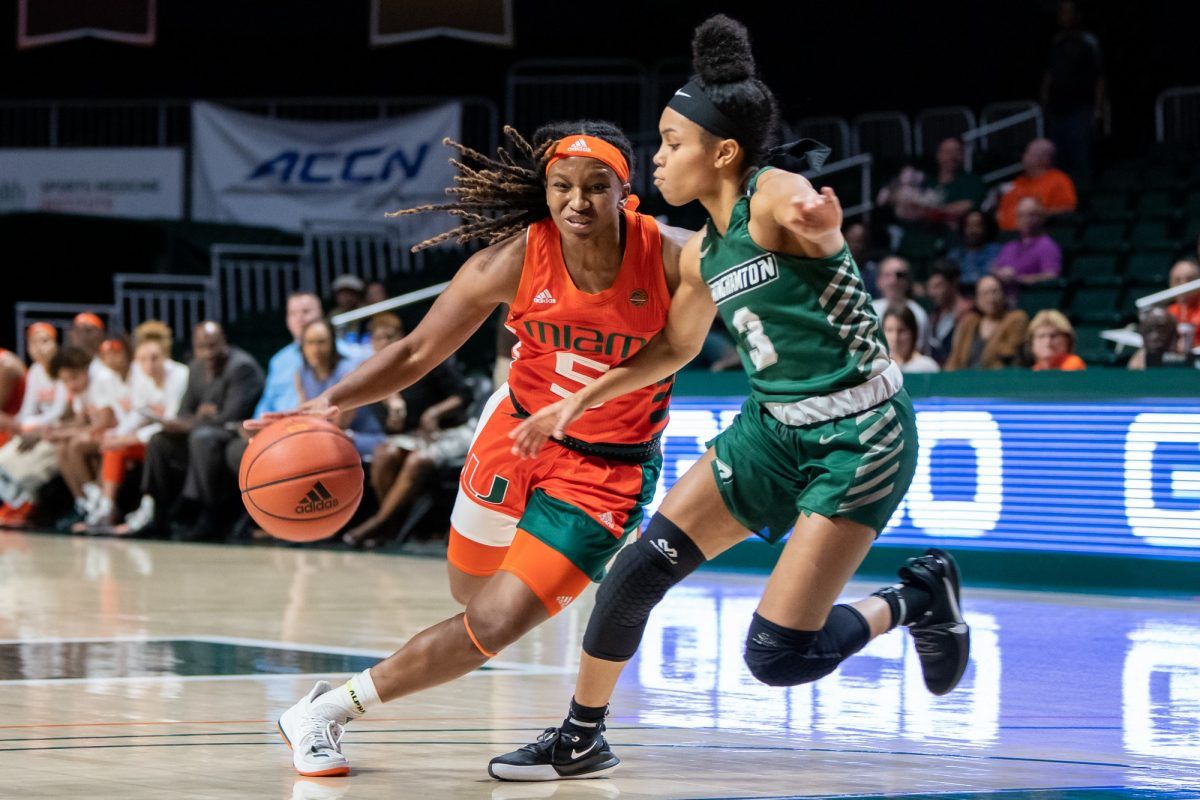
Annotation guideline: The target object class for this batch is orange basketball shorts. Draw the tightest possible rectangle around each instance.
[448,387,661,615]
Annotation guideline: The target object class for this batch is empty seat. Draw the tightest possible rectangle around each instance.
[1017,284,1065,316]
[1129,220,1178,251]
[1079,221,1128,253]
[1099,167,1139,193]
[1068,253,1121,281]
[1088,192,1130,221]
[1068,286,1122,324]
[1124,251,1174,284]
[1135,190,1175,220]
[1141,164,1179,190]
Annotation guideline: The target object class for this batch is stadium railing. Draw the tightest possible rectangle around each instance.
[1155,85,1200,146]
[209,244,310,324]
[113,273,215,345]
[13,302,119,360]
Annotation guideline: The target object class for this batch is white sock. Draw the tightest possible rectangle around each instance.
[315,669,382,719]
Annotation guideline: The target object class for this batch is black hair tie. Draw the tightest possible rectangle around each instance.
[765,138,832,173]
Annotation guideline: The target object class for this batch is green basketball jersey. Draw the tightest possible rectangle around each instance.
[699,168,903,425]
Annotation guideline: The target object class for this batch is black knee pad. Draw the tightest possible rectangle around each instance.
[582,514,705,662]
[743,605,870,687]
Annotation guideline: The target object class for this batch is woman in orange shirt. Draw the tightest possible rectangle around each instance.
[1028,309,1086,371]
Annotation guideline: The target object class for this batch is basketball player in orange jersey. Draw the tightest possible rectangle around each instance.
[247,120,691,777]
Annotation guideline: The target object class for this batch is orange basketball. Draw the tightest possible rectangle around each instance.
[239,416,364,543]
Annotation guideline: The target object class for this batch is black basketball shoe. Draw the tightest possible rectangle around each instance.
[488,726,620,781]
[899,548,971,696]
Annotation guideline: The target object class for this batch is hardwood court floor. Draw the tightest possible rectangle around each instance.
[0,530,1197,800]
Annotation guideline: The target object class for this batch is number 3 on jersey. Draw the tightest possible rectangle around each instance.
[552,352,609,405]
[731,307,778,371]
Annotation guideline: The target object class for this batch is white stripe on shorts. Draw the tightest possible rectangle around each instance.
[450,489,518,549]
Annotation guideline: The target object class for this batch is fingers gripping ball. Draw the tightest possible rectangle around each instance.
[239,417,364,542]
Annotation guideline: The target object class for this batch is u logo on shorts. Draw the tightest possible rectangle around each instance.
[463,454,510,504]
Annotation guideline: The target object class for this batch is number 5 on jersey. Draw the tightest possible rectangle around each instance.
[552,352,609,407]
[732,307,778,372]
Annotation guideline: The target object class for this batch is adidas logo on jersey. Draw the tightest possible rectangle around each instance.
[557,595,575,608]
[597,511,616,529]
[565,138,591,153]
[533,289,557,304]
[295,481,338,514]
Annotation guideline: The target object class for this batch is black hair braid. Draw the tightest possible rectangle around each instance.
[390,120,635,253]
[690,14,781,168]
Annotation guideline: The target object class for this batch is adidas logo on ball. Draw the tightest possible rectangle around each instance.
[295,481,339,514]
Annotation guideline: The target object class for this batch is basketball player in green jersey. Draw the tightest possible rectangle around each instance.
[488,15,971,781]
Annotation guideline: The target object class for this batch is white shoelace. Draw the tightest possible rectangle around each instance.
[305,718,345,756]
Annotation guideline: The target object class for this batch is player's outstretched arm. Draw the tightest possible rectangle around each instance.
[509,232,714,457]
[246,236,523,430]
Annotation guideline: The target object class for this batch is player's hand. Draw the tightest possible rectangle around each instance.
[785,186,843,241]
[508,397,583,459]
[243,396,339,432]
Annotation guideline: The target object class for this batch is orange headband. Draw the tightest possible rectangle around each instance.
[99,339,126,355]
[545,135,630,185]
[27,322,57,340]
[73,312,104,330]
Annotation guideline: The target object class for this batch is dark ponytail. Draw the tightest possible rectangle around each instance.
[690,14,780,168]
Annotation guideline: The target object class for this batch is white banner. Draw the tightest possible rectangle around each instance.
[190,101,460,234]
[0,148,183,219]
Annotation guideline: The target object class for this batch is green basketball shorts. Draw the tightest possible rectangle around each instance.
[707,390,917,543]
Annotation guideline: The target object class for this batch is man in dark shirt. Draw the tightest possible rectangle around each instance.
[122,321,264,539]
[1042,0,1105,179]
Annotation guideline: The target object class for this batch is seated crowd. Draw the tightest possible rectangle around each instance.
[0,287,476,545]
[3,129,1198,543]
[857,133,1200,375]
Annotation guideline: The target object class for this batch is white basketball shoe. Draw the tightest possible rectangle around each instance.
[278,681,352,777]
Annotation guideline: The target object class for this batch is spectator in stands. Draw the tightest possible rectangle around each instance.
[845,221,881,295]
[0,347,92,513]
[117,321,263,540]
[876,163,939,224]
[996,139,1078,231]
[1027,309,1086,371]
[51,342,127,529]
[85,322,190,533]
[926,259,973,364]
[923,137,985,227]
[945,275,1030,370]
[883,304,940,374]
[255,292,326,419]
[365,281,388,307]
[330,273,371,354]
[1166,259,1200,341]
[872,256,930,354]
[0,324,62,524]
[60,335,136,532]
[946,210,1002,286]
[990,198,1063,294]
[0,348,26,448]
[1128,306,1193,370]
[296,318,386,458]
[342,313,473,550]
[67,312,105,362]
[1042,0,1105,179]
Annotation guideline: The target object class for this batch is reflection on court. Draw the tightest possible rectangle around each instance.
[0,531,1197,799]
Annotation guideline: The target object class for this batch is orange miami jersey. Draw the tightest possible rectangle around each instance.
[447,209,673,616]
